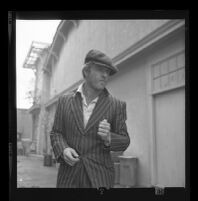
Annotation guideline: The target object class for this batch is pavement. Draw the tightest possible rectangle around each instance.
[17,154,58,188]
[17,154,125,188]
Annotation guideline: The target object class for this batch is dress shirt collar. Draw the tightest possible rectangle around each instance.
[74,82,110,99]
[76,83,98,105]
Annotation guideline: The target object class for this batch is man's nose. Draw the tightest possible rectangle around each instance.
[102,71,109,78]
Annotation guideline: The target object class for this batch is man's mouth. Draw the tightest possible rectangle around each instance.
[100,80,106,83]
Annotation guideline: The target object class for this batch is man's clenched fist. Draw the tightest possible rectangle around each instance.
[97,119,111,146]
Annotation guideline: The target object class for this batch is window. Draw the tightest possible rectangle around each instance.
[151,50,185,94]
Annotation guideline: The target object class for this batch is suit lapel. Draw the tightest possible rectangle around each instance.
[71,93,85,135]
[85,91,111,133]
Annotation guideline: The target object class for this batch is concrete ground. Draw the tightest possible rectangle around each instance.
[17,154,58,188]
[17,154,125,188]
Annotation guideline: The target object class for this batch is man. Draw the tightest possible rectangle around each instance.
[50,49,130,188]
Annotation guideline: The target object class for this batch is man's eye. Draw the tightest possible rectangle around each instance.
[104,70,110,75]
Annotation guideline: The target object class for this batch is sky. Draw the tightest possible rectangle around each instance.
[16,20,61,109]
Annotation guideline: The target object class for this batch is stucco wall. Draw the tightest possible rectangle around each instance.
[147,30,185,187]
[45,20,185,186]
[50,20,169,98]
[17,109,32,139]
[46,103,57,154]
[106,29,185,186]
[34,51,48,103]
[107,55,151,186]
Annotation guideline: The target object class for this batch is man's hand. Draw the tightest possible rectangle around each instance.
[97,119,111,146]
[63,147,80,166]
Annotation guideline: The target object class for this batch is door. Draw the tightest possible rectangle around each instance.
[154,87,185,187]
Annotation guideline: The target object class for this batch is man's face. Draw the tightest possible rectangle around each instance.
[86,64,111,91]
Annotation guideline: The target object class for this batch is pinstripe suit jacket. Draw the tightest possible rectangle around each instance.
[50,88,130,188]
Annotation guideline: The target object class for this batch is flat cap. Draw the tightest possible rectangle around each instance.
[84,49,118,76]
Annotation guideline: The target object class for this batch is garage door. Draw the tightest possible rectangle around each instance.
[154,87,185,187]
[151,49,185,187]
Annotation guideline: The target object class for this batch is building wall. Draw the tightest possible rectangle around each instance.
[17,109,32,140]
[106,28,185,186]
[36,107,47,154]
[107,52,151,186]
[147,30,185,187]
[40,20,185,186]
[34,51,48,104]
[45,103,57,154]
[32,111,39,152]
[42,70,51,103]
[49,20,169,98]
[30,50,50,154]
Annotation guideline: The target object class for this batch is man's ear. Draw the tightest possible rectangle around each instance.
[83,65,90,78]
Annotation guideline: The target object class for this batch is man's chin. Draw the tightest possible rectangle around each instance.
[96,85,105,91]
